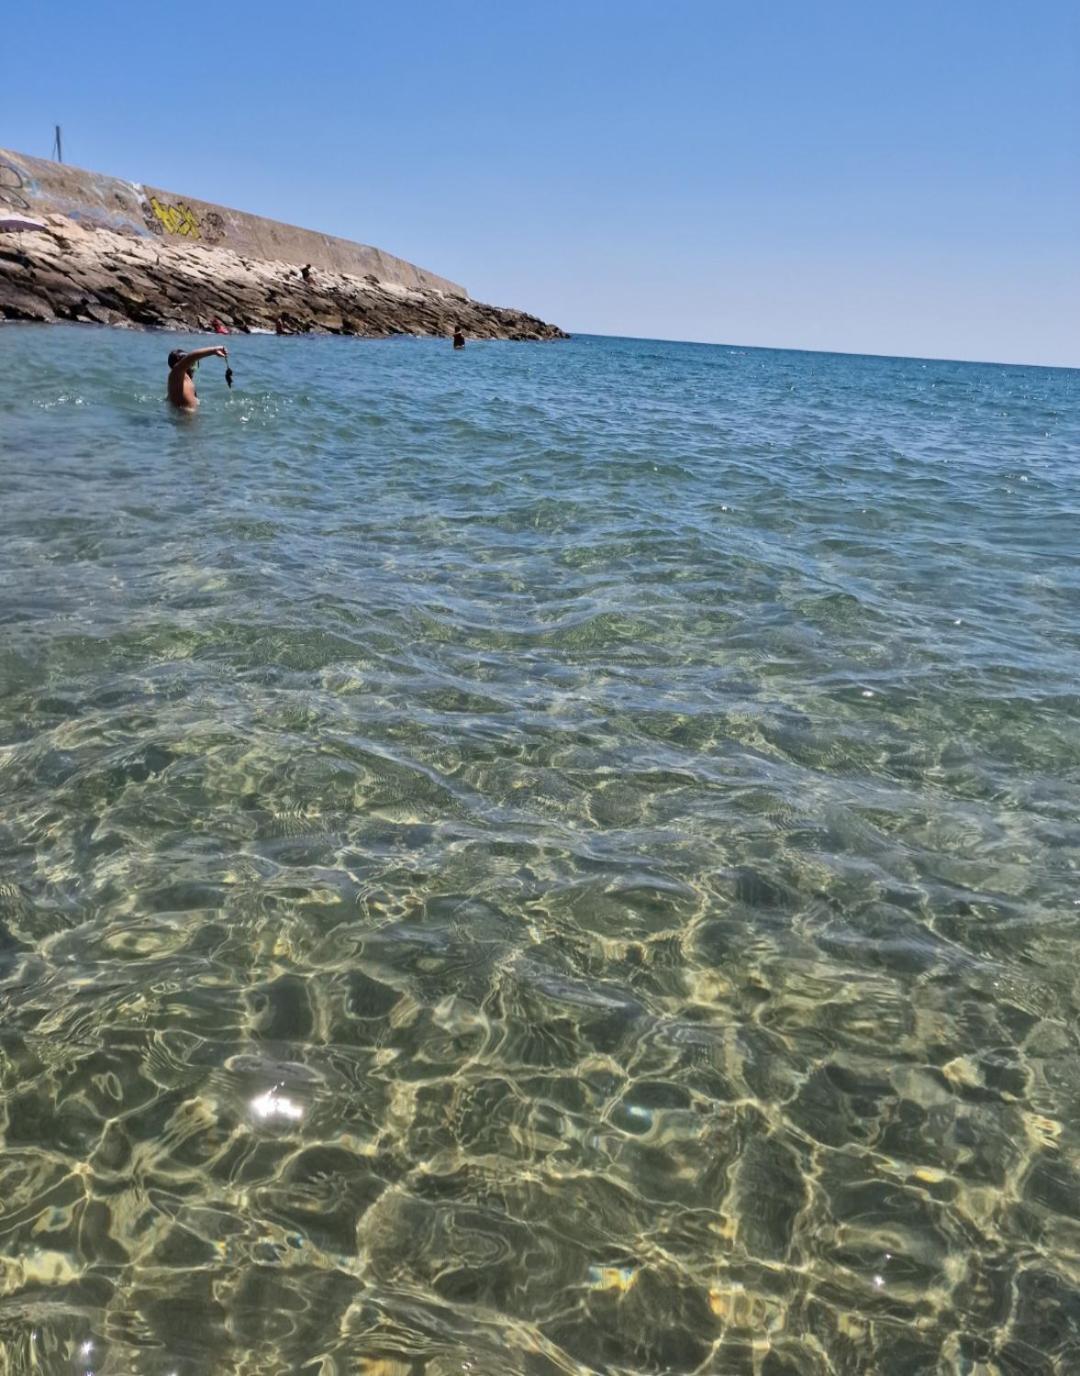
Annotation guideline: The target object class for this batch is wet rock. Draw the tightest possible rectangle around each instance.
[0,284,55,321]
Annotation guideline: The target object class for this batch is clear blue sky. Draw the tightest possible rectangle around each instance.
[5,1,1077,365]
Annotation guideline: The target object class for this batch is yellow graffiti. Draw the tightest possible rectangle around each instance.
[148,195,202,238]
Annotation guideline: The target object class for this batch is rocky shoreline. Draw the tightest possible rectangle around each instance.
[0,215,567,341]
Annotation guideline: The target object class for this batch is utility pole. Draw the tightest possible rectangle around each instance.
[52,125,63,163]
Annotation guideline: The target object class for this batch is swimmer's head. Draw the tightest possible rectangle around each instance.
[168,349,185,369]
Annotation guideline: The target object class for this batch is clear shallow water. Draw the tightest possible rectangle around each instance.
[1,324,1079,1375]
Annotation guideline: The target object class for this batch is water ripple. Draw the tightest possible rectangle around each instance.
[1,327,1079,1373]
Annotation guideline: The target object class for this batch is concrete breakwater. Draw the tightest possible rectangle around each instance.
[1,148,464,294]
[0,148,565,339]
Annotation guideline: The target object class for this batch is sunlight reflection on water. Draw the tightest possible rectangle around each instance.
[0,327,1079,1373]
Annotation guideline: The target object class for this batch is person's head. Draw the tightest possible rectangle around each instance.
[168,349,185,370]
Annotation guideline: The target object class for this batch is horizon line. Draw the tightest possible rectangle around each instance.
[560,331,1079,374]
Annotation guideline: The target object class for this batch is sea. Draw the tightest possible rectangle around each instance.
[1,324,1078,1375]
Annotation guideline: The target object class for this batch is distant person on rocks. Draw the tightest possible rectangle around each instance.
[210,317,229,334]
[300,264,313,283]
[452,326,465,349]
[167,346,228,410]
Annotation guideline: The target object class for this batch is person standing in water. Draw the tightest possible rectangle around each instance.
[167,346,229,410]
[452,326,465,349]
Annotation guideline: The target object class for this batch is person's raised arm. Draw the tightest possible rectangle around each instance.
[170,346,228,377]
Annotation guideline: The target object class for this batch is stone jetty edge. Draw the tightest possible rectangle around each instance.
[0,215,567,341]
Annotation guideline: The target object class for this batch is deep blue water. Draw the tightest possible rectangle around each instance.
[1,325,1079,1374]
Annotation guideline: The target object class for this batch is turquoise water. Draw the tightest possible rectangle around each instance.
[1,324,1079,1375]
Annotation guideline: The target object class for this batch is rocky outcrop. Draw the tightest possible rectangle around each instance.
[0,216,567,341]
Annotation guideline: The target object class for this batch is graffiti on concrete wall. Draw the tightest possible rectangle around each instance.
[200,211,227,244]
[146,195,198,238]
[0,158,32,213]
[143,194,225,244]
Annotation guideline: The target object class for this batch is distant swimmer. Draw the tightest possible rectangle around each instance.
[167,345,229,410]
[452,326,465,349]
